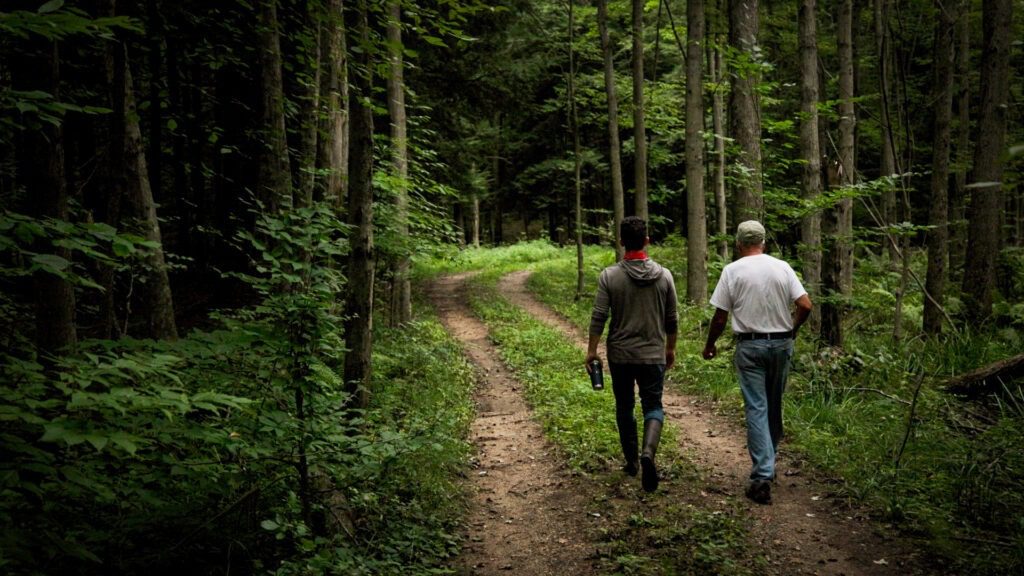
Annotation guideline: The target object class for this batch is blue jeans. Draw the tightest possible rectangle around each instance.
[734,339,794,481]
[609,363,665,463]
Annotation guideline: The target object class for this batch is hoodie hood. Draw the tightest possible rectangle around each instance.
[618,258,665,286]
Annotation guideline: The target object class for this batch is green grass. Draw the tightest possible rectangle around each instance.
[519,240,1024,575]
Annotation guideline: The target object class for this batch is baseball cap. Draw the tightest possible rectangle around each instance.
[736,220,766,245]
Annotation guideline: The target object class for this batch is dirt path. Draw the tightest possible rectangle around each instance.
[427,273,599,575]
[498,270,940,576]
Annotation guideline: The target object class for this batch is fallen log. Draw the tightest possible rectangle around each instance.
[945,353,1024,397]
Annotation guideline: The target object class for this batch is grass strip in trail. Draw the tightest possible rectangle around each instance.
[527,242,1024,576]
[463,267,758,575]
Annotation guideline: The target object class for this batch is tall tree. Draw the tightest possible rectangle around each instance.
[292,1,321,208]
[632,0,648,221]
[569,0,585,299]
[315,0,349,209]
[798,0,822,307]
[343,0,376,409]
[597,0,625,259]
[13,39,77,355]
[874,0,897,262]
[115,46,178,340]
[686,0,707,303]
[257,0,292,213]
[387,0,411,326]
[728,0,763,222]
[708,36,728,260]
[949,3,970,276]
[961,0,1012,323]
[923,2,955,334]
[837,0,855,293]
[100,0,178,340]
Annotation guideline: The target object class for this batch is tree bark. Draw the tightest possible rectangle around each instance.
[709,36,728,261]
[961,0,1012,323]
[874,0,897,262]
[293,2,321,208]
[257,0,293,214]
[799,0,822,312]
[728,0,763,223]
[923,3,954,335]
[387,0,411,326]
[949,4,969,276]
[14,40,77,355]
[685,0,708,304]
[569,0,585,300]
[116,44,178,340]
[837,0,855,294]
[343,0,376,410]
[632,0,648,222]
[598,0,625,259]
[315,0,350,209]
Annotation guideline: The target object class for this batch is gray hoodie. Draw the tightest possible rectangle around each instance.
[590,258,679,364]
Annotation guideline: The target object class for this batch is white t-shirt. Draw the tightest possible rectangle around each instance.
[709,254,808,334]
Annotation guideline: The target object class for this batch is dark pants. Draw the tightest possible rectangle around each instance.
[609,363,665,463]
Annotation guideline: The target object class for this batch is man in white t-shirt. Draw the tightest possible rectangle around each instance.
[702,220,813,504]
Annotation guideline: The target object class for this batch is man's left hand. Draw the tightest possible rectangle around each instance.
[665,350,675,370]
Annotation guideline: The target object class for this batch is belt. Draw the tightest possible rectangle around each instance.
[736,331,793,341]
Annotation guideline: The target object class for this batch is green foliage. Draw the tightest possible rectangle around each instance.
[0,205,476,574]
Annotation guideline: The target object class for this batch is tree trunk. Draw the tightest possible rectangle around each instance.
[471,193,481,248]
[837,0,855,294]
[315,0,349,210]
[685,0,708,304]
[923,3,954,335]
[115,43,178,340]
[492,113,504,245]
[632,0,648,222]
[709,36,728,261]
[961,0,1012,323]
[799,0,822,314]
[257,0,293,214]
[949,4,969,277]
[569,0,585,300]
[387,0,411,326]
[598,0,625,259]
[728,0,763,223]
[343,0,376,410]
[14,40,77,355]
[293,2,321,208]
[875,0,897,262]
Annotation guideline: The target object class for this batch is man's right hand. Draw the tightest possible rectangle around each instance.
[702,344,717,360]
[585,353,599,373]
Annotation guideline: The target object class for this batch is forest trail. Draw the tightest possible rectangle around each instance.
[427,272,600,575]
[497,270,940,576]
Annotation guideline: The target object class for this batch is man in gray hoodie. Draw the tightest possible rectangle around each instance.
[586,216,678,492]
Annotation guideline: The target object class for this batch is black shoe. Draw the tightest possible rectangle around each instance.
[623,460,639,476]
[745,480,772,505]
[640,419,663,493]
[640,455,658,492]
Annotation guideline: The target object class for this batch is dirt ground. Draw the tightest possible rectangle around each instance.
[431,270,943,576]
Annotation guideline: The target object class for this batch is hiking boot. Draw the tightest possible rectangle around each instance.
[745,480,772,505]
[640,419,663,492]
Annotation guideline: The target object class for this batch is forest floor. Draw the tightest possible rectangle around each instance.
[430,269,945,576]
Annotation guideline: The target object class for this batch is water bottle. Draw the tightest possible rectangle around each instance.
[589,359,604,391]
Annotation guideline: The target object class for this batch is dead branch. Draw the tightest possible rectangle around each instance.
[944,353,1024,397]
[847,387,911,405]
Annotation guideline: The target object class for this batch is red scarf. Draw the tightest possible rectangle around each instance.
[623,250,648,261]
